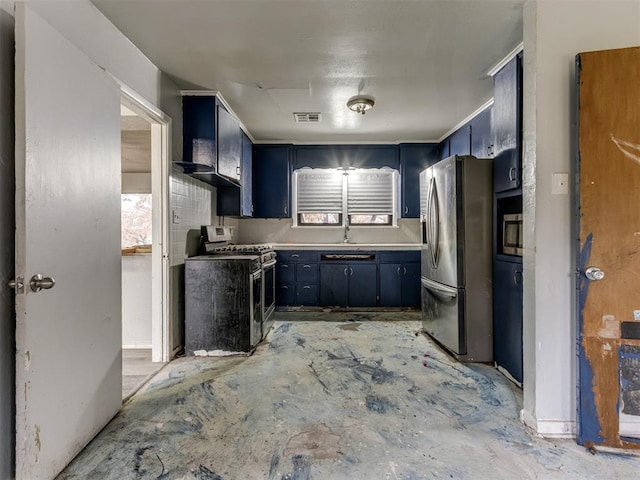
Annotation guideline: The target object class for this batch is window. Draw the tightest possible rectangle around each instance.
[121,194,152,248]
[293,167,397,226]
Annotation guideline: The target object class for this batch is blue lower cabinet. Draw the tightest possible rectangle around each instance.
[297,284,319,305]
[348,264,378,307]
[296,263,318,283]
[493,259,523,383]
[277,284,296,306]
[379,262,420,307]
[319,264,350,307]
[276,262,295,284]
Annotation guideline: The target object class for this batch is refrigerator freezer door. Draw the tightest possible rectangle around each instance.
[421,156,460,288]
[421,276,465,355]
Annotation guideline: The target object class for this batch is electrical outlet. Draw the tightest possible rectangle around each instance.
[172,210,180,224]
[552,173,569,195]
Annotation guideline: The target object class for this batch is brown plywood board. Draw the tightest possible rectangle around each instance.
[579,46,640,447]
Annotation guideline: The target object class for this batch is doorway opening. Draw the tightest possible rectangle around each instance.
[119,95,170,400]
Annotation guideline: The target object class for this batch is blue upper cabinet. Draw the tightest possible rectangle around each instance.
[492,53,523,192]
[217,132,253,217]
[217,104,242,182]
[399,144,439,218]
[294,145,399,170]
[449,124,472,156]
[439,139,450,160]
[253,145,292,218]
[470,106,493,159]
[181,95,242,187]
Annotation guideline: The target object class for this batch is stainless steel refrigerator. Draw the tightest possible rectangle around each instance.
[419,155,493,362]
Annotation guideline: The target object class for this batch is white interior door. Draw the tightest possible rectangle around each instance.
[15,5,123,478]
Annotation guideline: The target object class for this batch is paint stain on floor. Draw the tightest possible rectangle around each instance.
[57,312,640,480]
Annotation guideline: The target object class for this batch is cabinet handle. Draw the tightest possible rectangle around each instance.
[350,267,353,276]
[303,264,311,269]
[284,206,288,215]
[397,267,401,275]
[281,286,289,290]
[508,167,517,182]
[281,264,288,268]
[344,267,348,277]
[513,270,522,285]
[403,266,407,275]
[303,286,311,290]
[291,254,299,258]
[404,206,409,215]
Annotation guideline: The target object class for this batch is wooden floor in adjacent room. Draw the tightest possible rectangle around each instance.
[60,312,639,479]
[122,348,165,401]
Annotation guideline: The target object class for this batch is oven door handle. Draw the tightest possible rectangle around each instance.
[262,259,277,269]
[251,270,262,280]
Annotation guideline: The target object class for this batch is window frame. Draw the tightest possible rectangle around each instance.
[292,167,399,228]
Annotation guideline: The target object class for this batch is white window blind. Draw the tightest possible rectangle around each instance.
[295,169,343,213]
[347,170,395,214]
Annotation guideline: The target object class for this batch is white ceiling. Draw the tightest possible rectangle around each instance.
[93,0,525,143]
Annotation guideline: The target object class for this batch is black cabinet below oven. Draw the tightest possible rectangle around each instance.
[185,255,262,353]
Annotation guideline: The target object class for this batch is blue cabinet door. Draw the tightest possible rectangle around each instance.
[439,139,450,160]
[253,145,291,218]
[493,259,523,383]
[217,132,253,217]
[493,53,522,192]
[240,133,253,216]
[400,144,439,218]
[276,262,295,284]
[182,96,216,168]
[379,263,402,306]
[320,264,349,307]
[402,263,421,307]
[470,107,493,159]
[217,105,241,181]
[349,264,377,307]
[449,125,471,156]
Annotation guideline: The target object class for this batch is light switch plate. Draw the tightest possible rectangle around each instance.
[552,173,569,195]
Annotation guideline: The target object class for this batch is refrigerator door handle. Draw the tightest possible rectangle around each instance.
[421,277,457,299]
[428,177,440,268]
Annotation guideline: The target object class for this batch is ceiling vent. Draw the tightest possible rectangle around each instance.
[293,112,321,123]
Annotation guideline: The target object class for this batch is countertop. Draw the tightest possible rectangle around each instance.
[271,243,421,251]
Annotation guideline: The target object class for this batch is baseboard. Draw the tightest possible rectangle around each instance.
[520,409,576,438]
[122,344,152,350]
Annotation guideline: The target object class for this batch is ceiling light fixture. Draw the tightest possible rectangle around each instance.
[347,95,375,115]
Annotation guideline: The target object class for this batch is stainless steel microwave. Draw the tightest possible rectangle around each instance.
[503,214,523,256]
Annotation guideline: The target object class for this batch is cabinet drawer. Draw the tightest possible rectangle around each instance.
[276,251,318,263]
[379,251,420,263]
[297,284,319,305]
[296,263,318,283]
[276,284,296,306]
[276,262,295,284]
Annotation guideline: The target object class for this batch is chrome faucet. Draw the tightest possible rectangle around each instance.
[343,219,350,243]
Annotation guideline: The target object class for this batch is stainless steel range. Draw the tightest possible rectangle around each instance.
[200,226,277,338]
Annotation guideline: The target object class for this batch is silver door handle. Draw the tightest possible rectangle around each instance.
[397,267,401,275]
[508,167,517,182]
[404,206,409,215]
[403,267,407,275]
[350,267,353,276]
[303,264,311,268]
[284,206,288,215]
[344,267,348,276]
[585,266,605,281]
[29,274,56,293]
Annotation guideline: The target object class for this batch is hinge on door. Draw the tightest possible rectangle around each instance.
[8,276,25,294]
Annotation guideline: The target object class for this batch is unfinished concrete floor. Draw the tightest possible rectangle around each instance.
[58,312,639,479]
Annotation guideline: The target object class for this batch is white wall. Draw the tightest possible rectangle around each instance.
[122,255,152,347]
[238,218,420,245]
[0,2,13,477]
[522,0,640,436]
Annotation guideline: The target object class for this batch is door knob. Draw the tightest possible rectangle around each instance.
[29,274,56,292]
[584,266,605,281]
